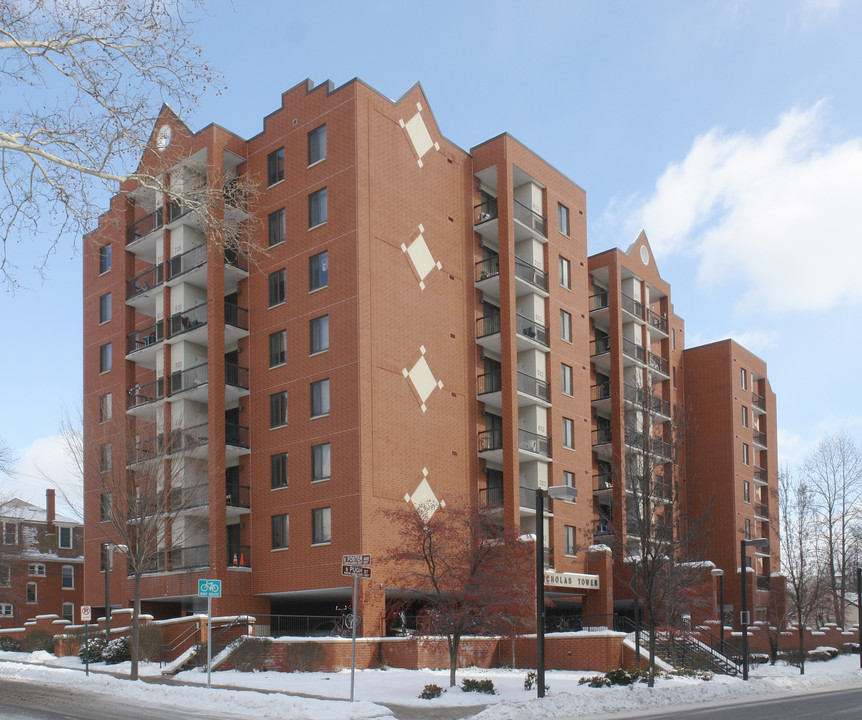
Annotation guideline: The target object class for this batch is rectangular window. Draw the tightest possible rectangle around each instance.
[312,507,331,545]
[310,315,329,354]
[99,443,112,473]
[741,406,749,428]
[743,443,750,466]
[311,379,330,417]
[744,481,751,504]
[268,269,286,307]
[672,328,676,351]
[100,493,112,522]
[269,330,286,367]
[271,453,289,489]
[561,363,573,396]
[309,251,328,291]
[26,583,37,604]
[308,124,326,165]
[558,203,570,236]
[99,393,112,423]
[99,245,111,274]
[565,526,576,556]
[558,256,571,289]
[61,566,74,590]
[562,417,574,449]
[2,522,16,545]
[28,563,46,577]
[308,187,327,228]
[744,518,751,539]
[0,565,9,587]
[563,470,575,488]
[270,391,288,428]
[672,366,677,389]
[560,310,572,343]
[59,526,72,549]
[0,603,12,616]
[268,208,285,247]
[99,293,112,323]
[271,513,289,549]
[312,442,331,482]
[267,147,284,186]
[99,342,112,373]
[741,368,747,390]
[62,603,73,622]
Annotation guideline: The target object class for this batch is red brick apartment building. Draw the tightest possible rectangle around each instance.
[0,490,84,629]
[82,78,780,635]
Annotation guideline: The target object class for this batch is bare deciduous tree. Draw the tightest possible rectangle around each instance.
[0,437,15,475]
[0,0,259,289]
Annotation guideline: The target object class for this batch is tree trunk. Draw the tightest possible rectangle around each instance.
[798,625,805,675]
[648,622,656,688]
[448,633,460,687]
[131,573,141,681]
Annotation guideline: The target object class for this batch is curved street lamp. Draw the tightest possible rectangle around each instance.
[740,537,769,680]
[711,567,725,649]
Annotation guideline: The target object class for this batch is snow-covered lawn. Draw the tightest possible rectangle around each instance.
[0,650,861,719]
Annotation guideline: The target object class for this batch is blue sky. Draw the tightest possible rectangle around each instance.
[2,0,861,509]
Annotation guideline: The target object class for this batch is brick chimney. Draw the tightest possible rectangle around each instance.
[46,488,56,535]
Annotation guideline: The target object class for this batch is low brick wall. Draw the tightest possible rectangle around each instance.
[697,620,861,655]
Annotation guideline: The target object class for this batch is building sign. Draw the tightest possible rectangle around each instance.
[544,572,600,590]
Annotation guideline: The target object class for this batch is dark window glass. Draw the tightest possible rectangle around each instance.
[269,331,286,367]
[271,453,288,489]
[267,147,284,186]
[308,187,327,228]
[312,507,331,544]
[270,391,288,428]
[311,379,330,417]
[271,514,289,549]
[268,208,285,247]
[312,443,330,482]
[310,315,329,354]
[99,343,112,372]
[309,251,328,291]
[308,125,327,165]
[268,269,285,306]
[99,293,111,323]
[99,245,111,273]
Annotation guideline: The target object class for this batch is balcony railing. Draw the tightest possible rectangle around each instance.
[592,382,611,402]
[513,198,546,237]
[754,466,768,482]
[752,392,766,411]
[127,377,164,410]
[591,336,610,356]
[476,313,501,339]
[142,553,166,575]
[475,255,500,283]
[474,198,498,224]
[478,428,502,453]
[168,199,191,223]
[594,520,613,537]
[479,485,504,508]
[168,544,209,571]
[753,430,767,446]
[517,372,549,402]
[621,292,644,320]
[622,338,646,364]
[647,309,668,334]
[170,484,209,511]
[648,351,669,376]
[224,247,248,272]
[627,475,672,502]
[126,320,164,354]
[126,263,163,300]
[623,383,671,417]
[590,292,609,312]
[226,423,250,449]
[478,371,501,396]
[519,486,551,513]
[756,575,770,591]
[226,483,250,508]
[228,544,251,568]
[126,207,163,245]
[170,362,207,394]
[755,502,769,518]
[513,256,548,292]
[594,474,613,491]
[225,363,249,390]
[593,427,612,446]
[519,428,550,457]
[167,423,209,454]
[169,302,207,337]
[626,430,672,459]
[225,302,249,331]
[169,243,207,279]
[515,313,549,347]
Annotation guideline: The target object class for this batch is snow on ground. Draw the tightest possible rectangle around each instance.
[0,650,861,719]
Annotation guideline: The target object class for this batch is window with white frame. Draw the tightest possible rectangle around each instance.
[311,379,330,418]
[741,367,747,390]
[560,310,572,343]
[561,363,573,396]
[99,443,112,472]
[744,481,750,503]
[742,443,750,466]
[308,125,326,165]
[2,522,17,545]
[741,405,748,428]
[0,603,12,616]
[59,526,72,549]
[559,256,571,289]
[562,417,574,449]
[28,563,46,577]
[26,582,37,604]
[565,526,576,556]
[312,507,331,545]
[558,203,570,236]
[563,470,575,488]
[312,442,331,482]
[61,566,74,589]
[62,603,73,622]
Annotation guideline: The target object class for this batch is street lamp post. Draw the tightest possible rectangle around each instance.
[104,544,113,641]
[536,484,578,699]
[711,568,725,649]
[741,538,769,680]
[857,568,862,671]
[633,559,640,669]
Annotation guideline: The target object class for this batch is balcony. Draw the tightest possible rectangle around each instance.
[126,263,164,309]
[168,544,209,571]
[519,486,551,514]
[170,362,208,398]
[517,372,550,405]
[475,255,500,290]
[647,308,668,337]
[515,314,549,350]
[592,426,613,461]
[623,383,671,419]
[127,377,164,416]
[142,554,166,575]
[227,544,251,568]
[170,484,209,512]
[169,302,207,339]
[590,291,610,312]
[474,198,498,225]
[479,485,503,509]
[226,363,250,402]
[594,473,613,494]
[754,466,768,484]
[593,520,614,541]
[755,502,769,518]
[513,198,547,241]
[226,483,250,509]
[126,320,164,369]
[626,429,672,461]
[753,430,767,448]
[477,427,550,463]
[591,382,611,403]
[225,302,250,344]
[168,243,207,285]
[126,207,163,247]
[513,256,548,295]
[621,292,645,321]
[226,423,250,452]
[478,428,502,454]
[626,474,672,503]
[752,392,766,413]
[518,428,550,458]
[167,423,209,457]
[648,351,670,379]
[622,338,646,365]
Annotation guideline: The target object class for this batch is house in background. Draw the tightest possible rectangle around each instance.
[0,489,84,628]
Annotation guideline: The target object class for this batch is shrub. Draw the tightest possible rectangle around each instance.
[232,637,273,672]
[748,652,770,667]
[419,683,443,699]
[673,668,713,681]
[578,674,611,688]
[605,668,636,686]
[523,670,549,692]
[22,630,54,653]
[102,636,130,664]
[137,622,164,663]
[0,636,22,652]
[461,678,496,694]
[807,646,839,662]
[840,642,859,655]
[77,636,106,663]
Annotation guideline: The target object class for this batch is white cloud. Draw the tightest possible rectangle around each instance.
[1,435,82,518]
[614,102,862,315]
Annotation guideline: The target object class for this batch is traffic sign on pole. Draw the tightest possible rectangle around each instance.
[80,605,92,622]
[198,579,222,598]
[342,554,371,566]
[342,564,371,579]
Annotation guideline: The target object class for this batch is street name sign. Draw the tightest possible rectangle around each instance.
[342,564,372,579]
[342,554,371,565]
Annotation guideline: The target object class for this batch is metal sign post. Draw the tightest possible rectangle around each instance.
[342,555,371,702]
[197,579,222,690]
[80,606,92,677]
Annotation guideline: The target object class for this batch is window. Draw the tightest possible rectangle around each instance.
[742,443,750,466]
[26,583,37,604]
[269,330,286,367]
[744,481,751,504]
[559,256,571,289]
[99,293,112,323]
[312,442,331,482]
[29,563,46,577]
[741,368,747,390]
[271,453,289,489]
[3,522,17,545]
[270,391,288,428]
[99,443,112,472]
[99,342,112,372]
[311,379,330,417]
[267,147,284,186]
[61,566,74,590]
[268,207,285,247]
[62,603,73,623]
[312,507,331,545]
[0,603,11,617]
[0,565,9,587]
[271,513,289,550]
[99,244,111,274]
[672,328,676,351]
[558,203,570,236]
[268,269,286,306]
[310,315,329,354]
[672,366,677,388]
[99,393,112,423]
[308,187,327,228]
[561,363,573,396]
[100,493,112,522]
[59,526,72,549]
[565,526,576,556]
[308,124,326,165]
[562,417,574,449]
[744,518,752,540]
[309,251,328,291]
[563,470,575,488]
[741,406,749,428]
[560,310,572,343]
